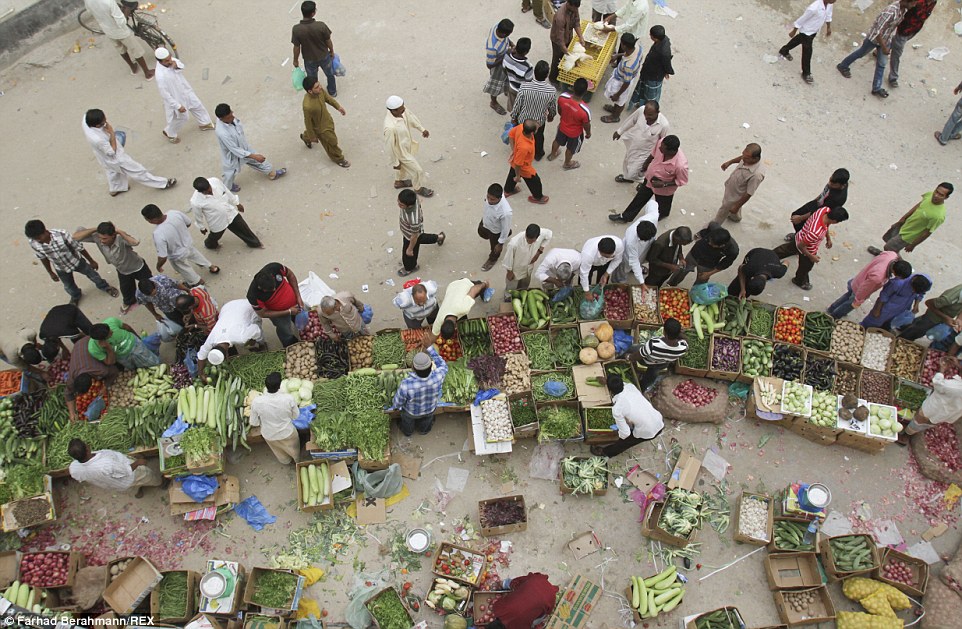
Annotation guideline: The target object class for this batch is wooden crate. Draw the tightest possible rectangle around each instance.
[555,20,617,91]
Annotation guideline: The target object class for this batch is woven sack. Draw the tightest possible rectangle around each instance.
[922,579,962,629]
[651,375,728,424]
[910,422,962,485]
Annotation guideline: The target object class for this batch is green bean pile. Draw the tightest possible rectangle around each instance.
[35,386,69,436]
[221,351,286,390]
[522,332,554,371]
[45,422,102,470]
[679,335,709,369]
[749,307,774,338]
[372,332,406,368]
[531,371,575,401]
[97,407,137,451]
[312,378,348,414]
[537,405,581,441]
[585,407,614,430]
[156,571,190,619]
[345,373,383,410]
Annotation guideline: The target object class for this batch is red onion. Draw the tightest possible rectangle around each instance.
[923,423,962,472]
[672,379,718,408]
[920,349,960,387]
[488,315,523,355]
[603,286,631,321]
[19,552,71,587]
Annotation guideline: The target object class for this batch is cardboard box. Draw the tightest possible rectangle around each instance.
[242,568,305,614]
[733,493,774,545]
[627,467,661,493]
[423,577,471,616]
[365,587,412,629]
[105,556,138,591]
[835,430,887,454]
[356,494,386,525]
[357,442,391,471]
[668,451,700,490]
[769,517,818,554]
[707,334,742,382]
[582,406,618,444]
[559,456,608,496]
[571,364,611,407]
[544,574,601,629]
[328,459,354,503]
[0,551,20,589]
[685,607,746,629]
[478,495,527,536]
[19,551,83,589]
[568,531,601,560]
[103,556,163,614]
[875,547,928,597]
[641,501,695,548]
[186,613,226,629]
[158,435,188,477]
[752,377,785,413]
[244,615,287,629]
[773,587,835,626]
[150,570,199,623]
[168,475,240,516]
[197,561,246,616]
[186,451,224,475]
[295,461,334,513]
[787,420,839,446]
[819,534,879,581]
[472,590,509,626]
[508,392,538,440]
[433,542,486,586]
[1,491,56,532]
[765,553,822,590]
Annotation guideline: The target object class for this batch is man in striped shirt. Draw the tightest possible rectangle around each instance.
[601,34,643,124]
[836,0,913,98]
[630,318,688,391]
[511,61,557,161]
[175,286,220,334]
[398,189,445,277]
[772,206,849,290]
[502,38,534,111]
[483,19,515,115]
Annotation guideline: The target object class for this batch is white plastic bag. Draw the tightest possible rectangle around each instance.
[920,373,962,424]
[297,271,335,308]
[156,318,183,342]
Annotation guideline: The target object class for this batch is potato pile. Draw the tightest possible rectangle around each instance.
[501,353,531,394]
[783,590,821,615]
[348,336,374,370]
[836,365,859,396]
[108,558,134,582]
[830,321,865,364]
[285,342,317,380]
[109,371,138,407]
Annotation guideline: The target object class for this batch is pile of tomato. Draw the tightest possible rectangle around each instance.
[434,547,483,584]
[773,307,806,344]
[75,379,109,416]
[658,288,692,327]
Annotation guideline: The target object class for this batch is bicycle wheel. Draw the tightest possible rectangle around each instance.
[77,9,104,35]
[137,24,178,56]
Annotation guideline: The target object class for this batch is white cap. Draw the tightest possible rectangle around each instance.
[154,47,170,60]
[385,95,403,110]
[207,348,225,365]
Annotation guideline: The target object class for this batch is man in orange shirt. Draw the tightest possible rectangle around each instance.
[504,120,549,204]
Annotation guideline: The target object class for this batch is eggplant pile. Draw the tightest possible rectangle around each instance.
[771,345,804,381]
[803,355,836,390]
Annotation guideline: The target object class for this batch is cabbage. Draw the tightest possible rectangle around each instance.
[287,378,303,392]
[441,596,457,611]
[299,387,313,402]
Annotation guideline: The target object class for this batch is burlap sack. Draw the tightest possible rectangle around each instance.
[651,375,729,424]
[922,579,962,629]
[71,565,107,610]
[943,538,962,595]
[910,422,962,485]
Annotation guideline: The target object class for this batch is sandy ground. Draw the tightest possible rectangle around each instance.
[2,0,962,626]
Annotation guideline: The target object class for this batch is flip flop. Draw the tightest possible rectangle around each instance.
[934,131,948,145]
[836,65,851,78]
[780,52,793,61]
[481,260,495,271]
[416,187,434,198]
[504,189,519,197]
[563,161,581,170]
[603,104,616,113]
[872,89,889,99]
[394,180,412,189]
[791,278,812,291]
[537,18,551,29]
[600,115,620,124]
[269,168,288,180]
[802,74,814,84]
[129,65,139,75]
[589,446,605,456]
[107,287,119,298]
[490,102,507,115]
[546,153,558,161]
[300,133,313,148]
[614,175,632,183]
[162,131,180,144]
[209,266,221,274]
[528,195,549,204]
[337,159,351,168]
[164,178,177,189]
[438,232,446,246]
[230,184,241,192]
[397,266,418,277]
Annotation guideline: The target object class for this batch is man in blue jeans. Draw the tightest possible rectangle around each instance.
[25,220,119,306]
[835,0,913,99]
[934,79,962,146]
[291,1,337,97]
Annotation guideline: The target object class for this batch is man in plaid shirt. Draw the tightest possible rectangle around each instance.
[391,331,449,437]
[25,220,118,305]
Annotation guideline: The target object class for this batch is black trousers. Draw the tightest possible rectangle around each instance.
[118,263,152,307]
[899,313,938,341]
[622,185,674,221]
[204,214,262,249]
[773,240,815,286]
[400,410,435,436]
[780,32,816,76]
[587,262,612,285]
[402,233,439,271]
[638,362,666,391]
[601,427,664,457]
[504,167,544,199]
[534,123,546,160]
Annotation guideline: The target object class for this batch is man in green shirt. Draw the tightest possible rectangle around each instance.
[899,283,962,341]
[88,317,160,369]
[869,183,953,255]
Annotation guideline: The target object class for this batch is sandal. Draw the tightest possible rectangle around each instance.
[528,195,549,204]
[230,184,241,192]
[546,152,558,161]
[300,133,313,148]
[481,259,496,272]
[791,278,812,291]
[397,265,418,277]
[537,18,551,29]
[614,175,632,183]
[872,89,889,99]
[437,232,446,246]
[589,446,606,456]
[563,161,581,170]
[836,65,851,78]
[209,265,221,274]
[934,131,948,145]
[416,187,434,197]
[600,115,621,124]
[337,159,351,168]
[802,73,814,84]
[603,104,616,113]
[394,179,412,189]
[162,131,180,144]
[164,178,177,189]
[108,190,127,197]
[490,101,507,116]
[120,303,134,315]
[780,51,793,61]
[106,287,119,298]
[269,167,288,180]
[504,189,519,197]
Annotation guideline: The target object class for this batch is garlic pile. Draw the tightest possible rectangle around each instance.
[860,332,892,372]
[481,398,513,443]
[738,496,770,542]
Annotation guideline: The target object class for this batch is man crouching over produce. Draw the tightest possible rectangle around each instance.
[590,374,664,457]
[391,331,448,436]
[433,278,493,340]
[68,438,164,498]
[196,299,268,383]
[317,292,370,340]
[630,318,688,391]
[249,372,300,463]
[484,572,559,629]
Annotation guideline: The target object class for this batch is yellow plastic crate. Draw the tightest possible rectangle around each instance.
[556,21,617,90]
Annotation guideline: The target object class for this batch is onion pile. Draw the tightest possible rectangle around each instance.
[672,379,717,407]
[920,349,960,387]
[488,315,523,355]
[19,553,71,587]
[923,423,962,472]
[881,558,916,587]
[474,594,506,626]
[299,310,325,342]
[45,358,69,386]
[603,286,631,321]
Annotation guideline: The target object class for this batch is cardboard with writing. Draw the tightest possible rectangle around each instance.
[102,556,163,614]
[571,364,611,407]
[544,574,601,629]
[168,475,240,516]
[667,452,700,490]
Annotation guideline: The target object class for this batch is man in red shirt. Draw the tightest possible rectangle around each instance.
[246,263,306,347]
[505,120,549,204]
[490,572,559,629]
[547,78,591,169]
[772,206,849,290]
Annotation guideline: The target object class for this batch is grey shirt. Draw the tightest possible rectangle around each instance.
[215,118,253,171]
[79,232,146,275]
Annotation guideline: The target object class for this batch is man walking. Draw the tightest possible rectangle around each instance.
[773,206,850,290]
[727,248,788,299]
[505,121,549,204]
[784,168,849,242]
[888,0,937,88]
[535,249,582,289]
[868,183,953,255]
[580,236,625,292]
[69,439,162,498]
[827,255,912,320]
[398,189,445,277]
[483,19,515,115]
[391,332,449,437]
[154,47,214,144]
[612,100,669,183]
[141,205,219,286]
[384,96,433,198]
[83,109,175,197]
[318,292,369,340]
[247,263,304,348]
[778,0,835,84]
[547,79,591,170]
[628,25,674,110]
[644,226,693,287]
[549,0,586,84]
[83,0,154,80]
[479,184,514,271]
[190,177,264,250]
[503,224,553,292]
[26,220,118,305]
[601,34,643,124]
[669,223,739,287]
[589,374,664,457]
[300,76,350,168]
[836,0,913,99]
[511,61,558,161]
[291,1,337,96]
[214,104,287,193]
[523,0,553,29]
[502,38,534,112]
[935,79,962,146]
[713,144,766,225]
[249,372,300,465]
[394,281,440,329]
[609,135,688,222]
[74,223,150,314]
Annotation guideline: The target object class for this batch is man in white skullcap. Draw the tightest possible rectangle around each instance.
[154,47,214,144]
[196,299,266,382]
[383,96,434,198]
[390,330,448,437]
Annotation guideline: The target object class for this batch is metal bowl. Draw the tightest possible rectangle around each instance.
[406,528,431,553]
[165,442,184,456]
[200,571,227,598]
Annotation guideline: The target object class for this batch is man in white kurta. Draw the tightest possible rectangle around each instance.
[196,299,266,381]
[503,224,554,291]
[214,104,286,192]
[604,0,650,42]
[535,248,582,289]
[83,109,173,196]
[614,198,659,283]
[190,177,263,250]
[69,441,162,497]
[383,95,434,197]
[249,372,300,464]
[83,0,154,79]
[612,101,669,182]
[154,47,213,143]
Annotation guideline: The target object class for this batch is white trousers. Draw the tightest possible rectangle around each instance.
[169,247,213,285]
[105,153,168,193]
[164,100,213,138]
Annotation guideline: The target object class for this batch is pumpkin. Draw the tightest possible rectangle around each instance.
[595,322,614,343]
[582,334,599,348]
[579,348,599,365]
[445,615,468,629]
[597,342,615,360]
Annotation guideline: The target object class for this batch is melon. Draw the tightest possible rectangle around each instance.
[582,334,599,348]
[596,342,616,360]
[595,322,614,343]
[579,348,599,365]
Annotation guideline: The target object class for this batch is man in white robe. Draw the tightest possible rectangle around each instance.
[503,224,553,292]
[82,109,175,197]
[383,95,434,198]
[154,47,213,144]
[611,100,669,183]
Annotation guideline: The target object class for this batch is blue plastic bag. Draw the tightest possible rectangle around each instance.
[234,496,276,531]
[473,389,501,405]
[142,333,162,355]
[579,287,604,319]
[482,288,495,303]
[501,121,513,145]
[360,304,373,324]
[612,329,633,356]
[295,310,310,331]
[163,417,189,438]
[926,323,954,343]
[183,348,198,378]
[294,404,316,430]
[890,310,915,331]
[84,396,106,421]
[543,380,569,398]
[551,286,574,303]
[689,282,728,305]
[292,66,306,91]
[115,130,126,147]
[332,54,347,77]
[178,475,218,503]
